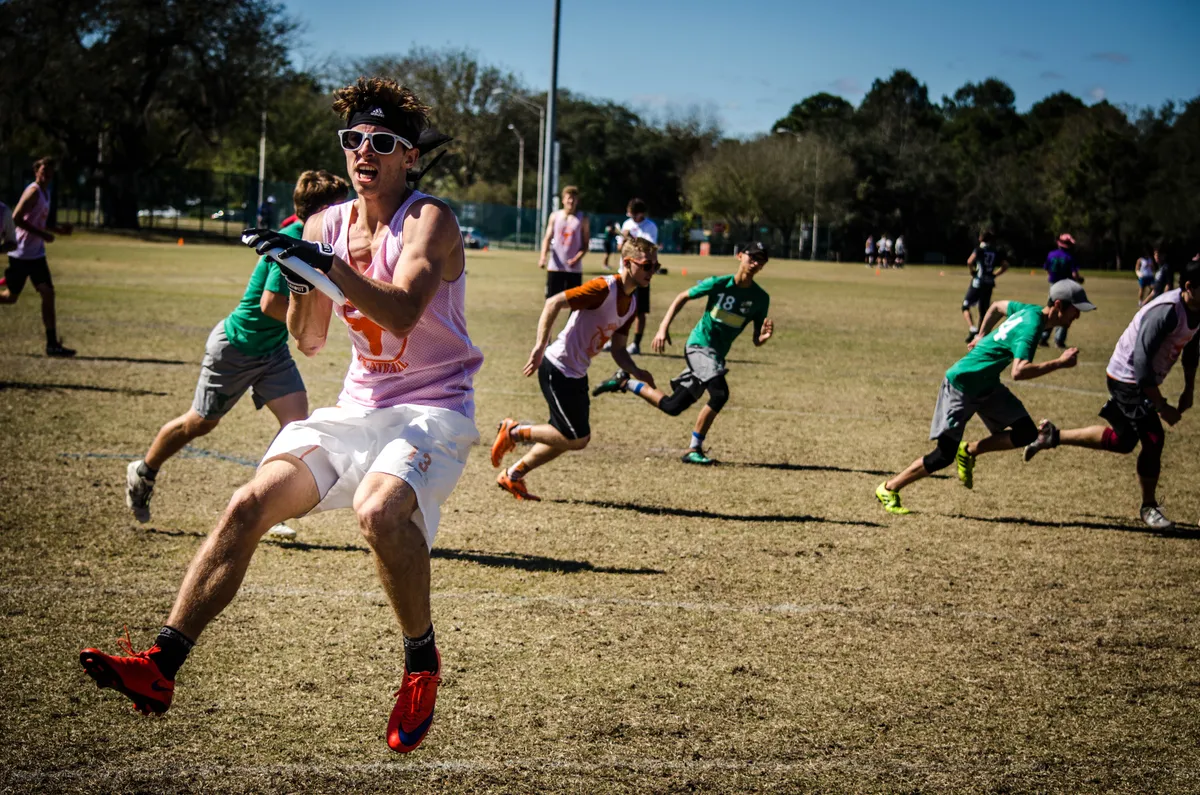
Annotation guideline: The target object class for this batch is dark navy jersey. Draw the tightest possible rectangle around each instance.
[972,245,1001,286]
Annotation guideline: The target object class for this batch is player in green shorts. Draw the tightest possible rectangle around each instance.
[875,280,1095,514]
[124,171,349,532]
[594,242,773,463]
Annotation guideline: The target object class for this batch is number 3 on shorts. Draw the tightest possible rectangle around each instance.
[407,448,432,473]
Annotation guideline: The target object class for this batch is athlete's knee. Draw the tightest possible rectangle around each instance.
[1008,416,1038,448]
[565,433,591,451]
[922,434,959,473]
[659,390,697,417]
[182,414,220,437]
[34,283,54,300]
[354,481,417,547]
[220,484,272,539]
[1100,427,1138,455]
[1136,429,1165,478]
[706,379,730,413]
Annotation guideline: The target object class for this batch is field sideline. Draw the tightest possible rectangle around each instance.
[1,233,1198,793]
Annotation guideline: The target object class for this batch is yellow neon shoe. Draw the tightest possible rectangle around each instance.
[875,482,910,515]
[955,441,975,489]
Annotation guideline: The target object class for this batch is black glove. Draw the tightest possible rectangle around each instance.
[242,229,336,296]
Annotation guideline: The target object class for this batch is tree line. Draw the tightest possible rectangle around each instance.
[2,0,1196,265]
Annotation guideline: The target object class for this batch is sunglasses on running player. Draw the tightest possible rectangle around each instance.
[337,129,413,155]
[624,256,659,272]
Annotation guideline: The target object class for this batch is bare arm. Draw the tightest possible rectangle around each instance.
[995,258,1009,278]
[569,216,590,266]
[608,329,656,387]
[966,301,1010,350]
[287,211,334,356]
[538,212,556,267]
[12,185,54,242]
[1012,348,1077,381]
[523,293,569,376]
[966,249,977,276]
[325,200,457,338]
[651,290,693,353]
[259,289,290,323]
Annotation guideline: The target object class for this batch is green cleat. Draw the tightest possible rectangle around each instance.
[680,449,714,465]
[875,482,910,515]
[591,369,629,397]
[955,441,975,489]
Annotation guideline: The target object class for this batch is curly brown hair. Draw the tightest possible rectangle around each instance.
[332,77,430,136]
[293,170,349,221]
[620,236,657,261]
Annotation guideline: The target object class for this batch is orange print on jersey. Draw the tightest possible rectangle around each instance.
[343,303,409,371]
[585,323,619,358]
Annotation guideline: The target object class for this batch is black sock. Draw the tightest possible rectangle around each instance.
[634,332,644,346]
[403,625,438,674]
[149,625,195,680]
[137,461,158,480]
[46,327,58,347]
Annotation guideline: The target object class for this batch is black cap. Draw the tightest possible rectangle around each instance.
[743,241,769,262]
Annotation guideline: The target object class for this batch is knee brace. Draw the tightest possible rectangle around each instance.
[922,434,959,473]
[1101,427,1138,455]
[1136,429,1164,479]
[658,388,700,417]
[705,377,730,413]
[1008,416,1038,448]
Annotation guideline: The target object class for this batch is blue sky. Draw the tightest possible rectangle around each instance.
[288,0,1200,136]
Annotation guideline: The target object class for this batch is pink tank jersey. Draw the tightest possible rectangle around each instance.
[1107,289,1199,386]
[322,191,483,418]
[12,182,49,260]
[544,275,638,379]
[548,211,584,273]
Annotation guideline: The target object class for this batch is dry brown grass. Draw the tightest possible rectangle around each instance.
[1,236,1198,793]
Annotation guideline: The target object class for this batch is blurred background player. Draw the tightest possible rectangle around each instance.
[962,230,1009,343]
[593,242,773,464]
[1024,261,1199,531]
[1149,246,1175,301]
[0,197,15,255]
[1040,233,1082,348]
[865,234,876,265]
[538,185,589,297]
[880,234,893,267]
[0,156,76,356]
[602,222,618,269]
[1136,249,1156,305]
[619,197,658,354]
[491,236,658,500]
[124,170,350,536]
[894,235,906,266]
[875,280,1094,515]
[81,77,481,756]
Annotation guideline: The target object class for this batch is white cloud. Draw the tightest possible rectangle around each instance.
[1089,86,1107,101]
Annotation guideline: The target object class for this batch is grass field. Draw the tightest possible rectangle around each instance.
[2,233,1198,793]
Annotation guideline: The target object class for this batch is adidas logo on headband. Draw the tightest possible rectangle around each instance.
[370,107,385,118]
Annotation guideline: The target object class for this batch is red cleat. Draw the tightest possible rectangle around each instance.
[387,648,441,753]
[491,418,518,467]
[79,628,174,716]
[496,471,540,501]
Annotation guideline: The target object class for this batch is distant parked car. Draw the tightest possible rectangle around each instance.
[209,209,245,221]
[137,207,181,219]
[588,236,606,252]
[461,226,488,249]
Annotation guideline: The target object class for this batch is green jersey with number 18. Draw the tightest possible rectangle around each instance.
[945,301,1045,396]
[685,275,770,361]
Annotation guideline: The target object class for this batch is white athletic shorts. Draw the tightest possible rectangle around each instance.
[262,402,480,547]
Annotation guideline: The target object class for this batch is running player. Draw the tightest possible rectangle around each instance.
[124,170,350,536]
[1024,261,1199,531]
[1150,247,1174,300]
[0,157,76,356]
[80,77,483,755]
[538,185,589,297]
[1040,233,1082,348]
[619,198,658,354]
[491,236,659,500]
[593,242,773,464]
[962,230,1009,343]
[1136,249,1156,305]
[875,280,1095,515]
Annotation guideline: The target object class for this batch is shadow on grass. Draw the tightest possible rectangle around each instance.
[0,381,167,396]
[949,513,1200,539]
[634,351,767,365]
[22,353,190,365]
[556,498,882,528]
[260,540,663,575]
[143,526,208,539]
[722,460,951,480]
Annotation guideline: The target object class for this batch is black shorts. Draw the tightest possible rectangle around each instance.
[545,270,582,298]
[1100,377,1164,443]
[539,359,590,440]
[634,284,650,314]
[962,282,993,311]
[5,256,52,298]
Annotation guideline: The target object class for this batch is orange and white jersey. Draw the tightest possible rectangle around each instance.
[321,191,483,419]
[544,275,637,379]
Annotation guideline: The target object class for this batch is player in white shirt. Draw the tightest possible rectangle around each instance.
[618,198,658,355]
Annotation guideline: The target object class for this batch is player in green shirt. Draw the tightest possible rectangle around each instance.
[124,170,349,531]
[593,242,773,464]
[875,279,1095,514]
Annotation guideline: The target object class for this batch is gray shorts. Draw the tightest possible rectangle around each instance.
[929,378,1029,443]
[670,345,728,395]
[193,323,305,419]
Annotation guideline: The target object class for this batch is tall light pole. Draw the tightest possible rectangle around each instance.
[256,111,267,224]
[507,123,525,247]
[540,0,561,236]
[774,127,821,260]
[492,88,545,243]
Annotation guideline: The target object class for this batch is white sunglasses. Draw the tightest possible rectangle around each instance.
[338,129,413,155]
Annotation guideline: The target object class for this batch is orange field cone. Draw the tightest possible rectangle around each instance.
[875,268,881,275]
[1030,270,1035,276]
[939,271,945,276]
[681,268,688,276]
[177,238,184,246]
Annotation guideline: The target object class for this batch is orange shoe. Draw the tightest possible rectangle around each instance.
[491,418,519,467]
[387,648,441,753]
[496,471,540,501]
[79,628,174,715]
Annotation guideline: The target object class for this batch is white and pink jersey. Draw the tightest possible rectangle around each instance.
[322,190,483,419]
[1108,289,1199,386]
[12,182,49,260]
[545,275,638,379]
[548,211,584,272]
